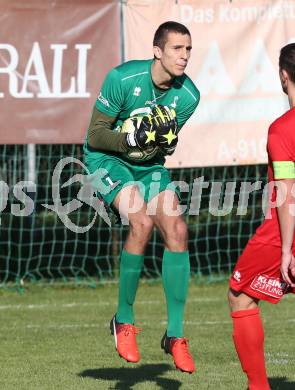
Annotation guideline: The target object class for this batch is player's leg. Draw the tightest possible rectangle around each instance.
[88,159,153,323]
[113,184,153,323]
[149,189,195,373]
[228,290,270,390]
[228,241,284,390]
[151,190,188,336]
[86,158,153,362]
[110,184,154,363]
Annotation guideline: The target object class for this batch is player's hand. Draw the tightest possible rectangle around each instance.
[125,116,156,150]
[280,251,295,287]
[151,105,179,156]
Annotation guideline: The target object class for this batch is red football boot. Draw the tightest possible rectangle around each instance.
[110,315,141,363]
[161,331,195,373]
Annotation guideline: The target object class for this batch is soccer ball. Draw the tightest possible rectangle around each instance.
[119,116,160,162]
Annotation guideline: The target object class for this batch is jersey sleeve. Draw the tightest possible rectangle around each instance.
[95,68,124,118]
[177,89,200,129]
[268,124,295,179]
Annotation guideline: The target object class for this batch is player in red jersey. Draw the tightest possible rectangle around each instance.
[229,43,295,390]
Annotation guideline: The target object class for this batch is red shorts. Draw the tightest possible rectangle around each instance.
[229,240,295,303]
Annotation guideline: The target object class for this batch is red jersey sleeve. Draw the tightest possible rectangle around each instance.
[267,123,295,179]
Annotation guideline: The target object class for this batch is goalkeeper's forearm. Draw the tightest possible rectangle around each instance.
[87,107,128,153]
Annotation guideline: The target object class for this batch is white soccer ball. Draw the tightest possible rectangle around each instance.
[119,116,160,162]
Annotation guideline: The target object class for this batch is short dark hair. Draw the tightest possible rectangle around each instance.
[153,21,191,50]
[279,43,295,83]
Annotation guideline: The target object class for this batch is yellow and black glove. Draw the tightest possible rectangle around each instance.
[124,115,156,150]
[151,105,178,156]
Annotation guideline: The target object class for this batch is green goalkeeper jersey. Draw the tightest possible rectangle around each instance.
[84,59,200,164]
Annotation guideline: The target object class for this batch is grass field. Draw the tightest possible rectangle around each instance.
[1,280,295,390]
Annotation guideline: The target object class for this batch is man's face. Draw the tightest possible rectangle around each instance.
[155,32,192,77]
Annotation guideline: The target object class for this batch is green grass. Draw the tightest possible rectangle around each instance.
[0,281,295,389]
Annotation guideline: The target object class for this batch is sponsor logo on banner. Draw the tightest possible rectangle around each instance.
[0,42,91,98]
[250,274,288,299]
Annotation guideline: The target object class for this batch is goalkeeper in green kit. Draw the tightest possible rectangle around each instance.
[84,21,200,373]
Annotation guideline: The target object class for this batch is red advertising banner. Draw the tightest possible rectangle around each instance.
[0,0,121,144]
[124,0,295,167]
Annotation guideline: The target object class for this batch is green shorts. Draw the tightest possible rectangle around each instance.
[84,150,179,208]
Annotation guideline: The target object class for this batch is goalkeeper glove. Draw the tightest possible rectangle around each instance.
[125,115,156,150]
[151,105,179,156]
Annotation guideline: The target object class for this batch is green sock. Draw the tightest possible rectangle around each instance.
[162,249,190,337]
[116,249,144,324]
